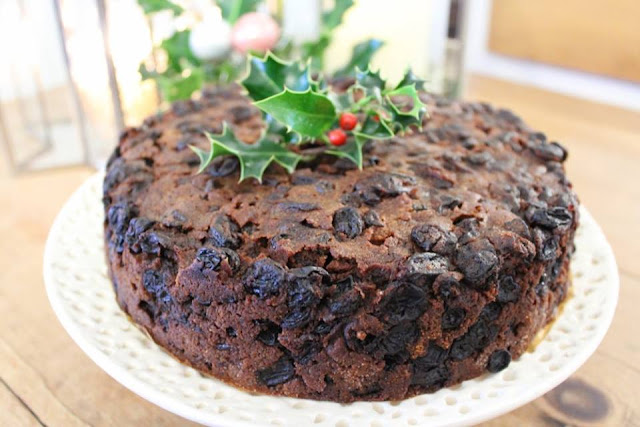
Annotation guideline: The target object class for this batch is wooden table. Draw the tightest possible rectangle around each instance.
[1,76,638,426]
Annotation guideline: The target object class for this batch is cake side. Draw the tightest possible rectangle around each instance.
[103,86,579,402]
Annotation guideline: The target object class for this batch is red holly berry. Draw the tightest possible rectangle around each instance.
[372,114,380,122]
[339,112,358,130]
[328,129,347,146]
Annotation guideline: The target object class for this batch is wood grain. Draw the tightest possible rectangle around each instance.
[0,76,638,425]
[489,0,640,83]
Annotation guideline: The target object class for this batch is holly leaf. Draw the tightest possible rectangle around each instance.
[191,124,302,182]
[254,88,336,138]
[396,68,426,91]
[241,53,311,102]
[386,83,426,121]
[322,0,354,31]
[354,114,393,140]
[161,30,201,73]
[137,0,183,15]
[217,0,262,24]
[326,136,366,169]
[156,68,204,101]
[333,39,384,77]
[355,67,386,100]
[328,91,354,112]
[300,34,331,70]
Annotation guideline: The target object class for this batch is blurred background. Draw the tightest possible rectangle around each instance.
[2,0,638,174]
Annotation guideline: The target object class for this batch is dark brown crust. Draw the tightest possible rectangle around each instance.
[103,86,579,402]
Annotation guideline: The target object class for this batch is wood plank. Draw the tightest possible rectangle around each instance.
[489,0,640,82]
[0,379,42,427]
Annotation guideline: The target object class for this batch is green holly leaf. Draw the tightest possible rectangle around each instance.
[395,68,426,91]
[386,84,427,120]
[217,0,262,23]
[254,88,336,138]
[138,63,157,80]
[328,91,354,112]
[161,30,200,73]
[354,114,393,140]
[333,39,384,77]
[191,124,302,182]
[241,53,311,102]
[156,68,204,101]
[355,67,386,101]
[300,34,331,70]
[326,136,367,169]
[137,0,183,15]
[322,0,354,31]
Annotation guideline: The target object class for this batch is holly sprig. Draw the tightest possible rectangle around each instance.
[191,53,427,182]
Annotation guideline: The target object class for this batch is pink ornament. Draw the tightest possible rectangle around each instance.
[231,12,280,53]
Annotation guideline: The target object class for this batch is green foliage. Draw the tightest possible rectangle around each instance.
[190,124,302,182]
[137,0,183,15]
[334,39,384,77]
[240,53,311,101]
[161,30,201,73]
[216,0,262,24]
[156,68,204,102]
[254,88,336,138]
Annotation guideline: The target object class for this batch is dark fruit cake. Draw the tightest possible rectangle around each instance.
[103,86,579,402]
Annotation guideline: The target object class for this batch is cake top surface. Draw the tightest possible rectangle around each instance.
[104,86,577,291]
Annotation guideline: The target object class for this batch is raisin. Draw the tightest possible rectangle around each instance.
[256,321,281,346]
[379,322,419,355]
[244,258,286,299]
[405,252,449,281]
[278,202,319,212]
[455,239,498,288]
[442,307,466,330]
[487,349,511,373]
[315,322,332,335]
[411,366,450,388]
[125,217,155,251]
[229,105,254,123]
[291,174,316,185]
[332,207,364,239]
[378,283,426,324]
[138,231,171,256]
[226,327,237,337]
[353,173,412,205]
[107,202,137,253]
[540,237,559,261]
[481,302,502,321]
[363,210,384,227]
[438,195,462,213]
[296,341,321,364]
[532,142,567,162]
[142,270,171,304]
[497,276,520,303]
[196,247,240,272]
[256,357,295,387]
[209,214,242,249]
[286,267,326,309]
[414,343,448,371]
[450,319,497,360]
[329,292,362,316]
[281,309,311,329]
[206,156,238,177]
[465,152,493,166]
[411,224,457,254]
[527,206,572,229]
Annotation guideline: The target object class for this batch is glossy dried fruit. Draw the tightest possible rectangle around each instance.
[333,207,364,239]
[442,307,466,330]
[411,224,457,254]
[209,214,242,248]
[244,258,286,299]
[455,239,499,288]
[497,276,520,303]
[379,283,426,324]
[487,349,511,372]
[256,357,295,387]
[528,206,572,229]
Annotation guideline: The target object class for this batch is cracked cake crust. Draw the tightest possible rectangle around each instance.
[103,86,578,402]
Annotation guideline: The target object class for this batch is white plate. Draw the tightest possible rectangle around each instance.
[44,172,619,427]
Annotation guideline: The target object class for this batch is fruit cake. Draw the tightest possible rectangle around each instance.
[103,86,579,402]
